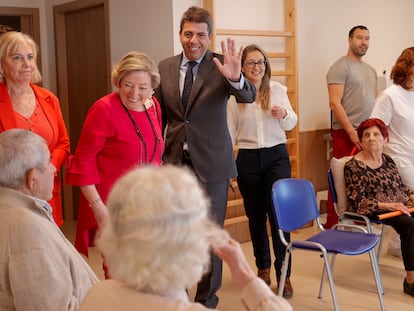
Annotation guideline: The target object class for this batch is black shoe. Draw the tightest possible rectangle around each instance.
[403,278,414,297]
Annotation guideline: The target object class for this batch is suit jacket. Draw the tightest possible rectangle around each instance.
[0,83,70,226]
[156,50,256,182]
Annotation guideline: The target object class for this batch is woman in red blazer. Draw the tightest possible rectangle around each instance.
[0,31,70,227]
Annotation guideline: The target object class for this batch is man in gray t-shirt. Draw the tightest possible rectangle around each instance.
[325,25,377,228]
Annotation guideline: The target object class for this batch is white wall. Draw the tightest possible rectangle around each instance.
[212,0,287,74]
[109,0,175,66]
[297,0,414,131]
[172,0,202,54]
[174,0,414,131]
[3,0,414,131]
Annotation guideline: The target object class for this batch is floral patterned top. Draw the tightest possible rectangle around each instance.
[344,154,414,216]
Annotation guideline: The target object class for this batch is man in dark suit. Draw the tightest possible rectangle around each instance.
[155,6,256,308]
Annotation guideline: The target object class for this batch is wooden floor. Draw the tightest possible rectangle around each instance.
[62,219,414,310]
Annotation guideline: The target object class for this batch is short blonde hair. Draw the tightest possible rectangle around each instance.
[99,165,228,293]
[111,51,160,89]
[0,31,42,83]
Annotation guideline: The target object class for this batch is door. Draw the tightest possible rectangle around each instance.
[54,0,111,219]
[0,6,41,75]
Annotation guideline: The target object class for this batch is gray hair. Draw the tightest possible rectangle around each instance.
[0,129,47,189]
[99,164,228,293]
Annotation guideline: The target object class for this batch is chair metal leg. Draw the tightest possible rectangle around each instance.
[376,225,386,262]
[278,246,292,297]
[320,250,340,310]
[318,253,336,299]
[369,249,386,310]
[318,260,328,298]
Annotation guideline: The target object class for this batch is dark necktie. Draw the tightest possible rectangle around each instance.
[182,61,197,110]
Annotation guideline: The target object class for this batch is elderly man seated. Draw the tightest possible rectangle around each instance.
[0,129,98,310]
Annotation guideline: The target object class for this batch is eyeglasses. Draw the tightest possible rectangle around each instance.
[244,60,267,68]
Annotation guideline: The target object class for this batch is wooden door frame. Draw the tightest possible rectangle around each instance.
[54,0,111,129]
[54,0,111,219]
[0,6,41,71]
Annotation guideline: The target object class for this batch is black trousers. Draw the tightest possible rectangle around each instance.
[183,155,228,308]
[236,144,292,278]
[382,213,414,271]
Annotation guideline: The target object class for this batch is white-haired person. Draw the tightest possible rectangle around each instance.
[0,129,98,311]
[79,165,292,311]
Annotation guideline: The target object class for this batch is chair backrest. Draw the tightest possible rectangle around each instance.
[271,178,319,232]
[329,156,352,215]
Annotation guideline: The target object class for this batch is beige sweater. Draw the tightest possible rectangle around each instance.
[0,187,99,311]
[79,278,292,311]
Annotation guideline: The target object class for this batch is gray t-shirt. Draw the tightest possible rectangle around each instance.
[326,56,377,129]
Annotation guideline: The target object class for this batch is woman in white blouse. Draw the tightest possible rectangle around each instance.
[371,46,414,190]
[227,44,297,298]
[370,46,414,258]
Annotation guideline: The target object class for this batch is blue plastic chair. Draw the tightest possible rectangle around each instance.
[271,178,385,311]
[328,157,386,262]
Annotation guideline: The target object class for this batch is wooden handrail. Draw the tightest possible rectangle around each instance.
[224,215,248,226]
[215,28,293,37]
[271,70,293,76]
[227,198,243,208]
[268,52,290,58]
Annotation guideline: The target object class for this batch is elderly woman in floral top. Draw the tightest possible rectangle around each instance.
[344,118,414,298]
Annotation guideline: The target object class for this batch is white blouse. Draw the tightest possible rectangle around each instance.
[227,80,297,149]
[371,84,414,167]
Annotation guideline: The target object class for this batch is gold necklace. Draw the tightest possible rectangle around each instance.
[11,93,36,117]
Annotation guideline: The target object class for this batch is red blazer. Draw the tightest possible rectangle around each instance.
[0,83,70,226]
